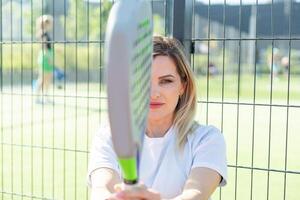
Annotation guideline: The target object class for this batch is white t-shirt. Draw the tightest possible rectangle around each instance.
[87,124,227,199]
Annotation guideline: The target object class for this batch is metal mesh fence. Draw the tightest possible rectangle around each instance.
[0,0,299,200]
[192,0,300,200]
[0,0,109,199]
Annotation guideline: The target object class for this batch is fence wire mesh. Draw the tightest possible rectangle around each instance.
[0,0,299,200]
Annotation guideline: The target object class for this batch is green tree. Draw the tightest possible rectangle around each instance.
[64,0,112,40]
[23,0,45,39]
[153,14,165,36]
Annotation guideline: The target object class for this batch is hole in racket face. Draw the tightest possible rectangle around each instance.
[130,18,152,143]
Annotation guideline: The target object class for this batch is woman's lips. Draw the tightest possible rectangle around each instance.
[149,102,164,109]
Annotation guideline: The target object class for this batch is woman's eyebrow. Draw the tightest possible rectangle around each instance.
[158,74,175,79]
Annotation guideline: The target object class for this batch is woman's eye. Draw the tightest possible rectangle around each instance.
[160,79,173,84]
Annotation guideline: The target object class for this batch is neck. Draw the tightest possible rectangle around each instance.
[146,116,173,138]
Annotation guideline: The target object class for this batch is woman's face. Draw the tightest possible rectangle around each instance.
[148,55,185,122]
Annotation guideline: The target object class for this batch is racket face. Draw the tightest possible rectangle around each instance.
[105,0,153,181]
[129,8,152,152]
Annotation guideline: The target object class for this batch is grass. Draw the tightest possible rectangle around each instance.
[1,74,300,200]
[197,73,300,104]
[0,83,107,200]
[197,74,300,200]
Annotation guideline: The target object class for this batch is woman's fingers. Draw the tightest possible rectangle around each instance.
[111,183,160,200]
[117,188,161,200]
[106,193,123,200]
[114,184,122,193]
[113,183,146,193]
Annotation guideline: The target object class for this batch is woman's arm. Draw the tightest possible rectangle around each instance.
[177,167,221,200]
[108,167,221,200]
[90,167,122,200]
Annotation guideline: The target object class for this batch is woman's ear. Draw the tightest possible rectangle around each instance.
[180,82,187,96]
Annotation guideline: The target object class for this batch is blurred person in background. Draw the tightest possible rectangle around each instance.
[281,56,290,76]
[268,48,281,78]
[35,15,54,104]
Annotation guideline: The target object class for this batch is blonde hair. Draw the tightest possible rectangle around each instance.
[153,36,198,148]
[36,15,53,39]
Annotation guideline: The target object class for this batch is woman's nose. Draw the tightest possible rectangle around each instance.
[150,85,160,99]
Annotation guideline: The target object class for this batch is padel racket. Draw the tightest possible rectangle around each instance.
[105,0,153,187]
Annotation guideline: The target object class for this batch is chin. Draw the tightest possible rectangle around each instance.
[148,113,165,122]
[148,115,162,121]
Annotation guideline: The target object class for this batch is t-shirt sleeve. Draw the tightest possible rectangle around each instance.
[87,125,121,187]
[191,126,228,186]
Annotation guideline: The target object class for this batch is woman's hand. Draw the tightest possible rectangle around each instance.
[107,183,161,200]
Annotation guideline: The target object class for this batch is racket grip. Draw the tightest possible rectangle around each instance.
[121,182,141,190]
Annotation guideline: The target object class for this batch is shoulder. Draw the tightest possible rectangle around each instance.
[187,123,225,150]
[188,123,223,141]
[90,123,113,145]
[41,32,51,41]
[95,123,112,139]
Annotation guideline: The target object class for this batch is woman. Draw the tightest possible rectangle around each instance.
[35,15,54,103]
[87,36,227,200]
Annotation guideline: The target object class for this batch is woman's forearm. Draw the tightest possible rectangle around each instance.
[165,189,209,200]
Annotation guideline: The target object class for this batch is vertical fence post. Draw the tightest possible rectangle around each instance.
[0,0,2,92]
[166,0,193,62]
[248,5,256,71]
